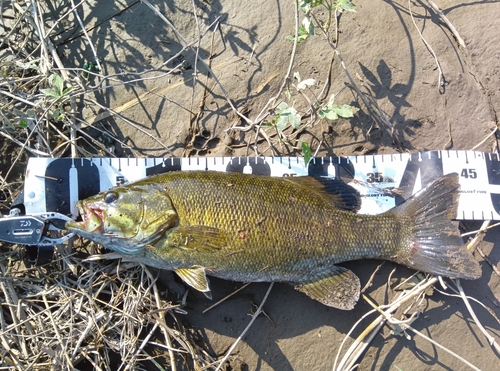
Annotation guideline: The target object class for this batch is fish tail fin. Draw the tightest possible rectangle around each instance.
[391,173,481,280]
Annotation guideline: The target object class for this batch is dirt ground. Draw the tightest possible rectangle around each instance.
[61,0,499,159]
[3,0,500,370]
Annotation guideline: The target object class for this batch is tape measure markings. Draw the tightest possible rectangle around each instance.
[23,150,500,220]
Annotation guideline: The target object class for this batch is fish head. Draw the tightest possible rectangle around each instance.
[66,183,178,250]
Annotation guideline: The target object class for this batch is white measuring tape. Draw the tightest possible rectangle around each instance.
[23,150,500,220]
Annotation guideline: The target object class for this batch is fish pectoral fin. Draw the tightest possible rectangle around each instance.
[294,266,360,310]
[175,267,212,299]
[167,225,228,252]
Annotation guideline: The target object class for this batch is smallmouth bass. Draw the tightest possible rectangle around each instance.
[66,171,480,310]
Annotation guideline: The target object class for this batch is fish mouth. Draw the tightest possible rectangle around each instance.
[65,202,104,234]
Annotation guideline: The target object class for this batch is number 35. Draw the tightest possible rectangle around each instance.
[367,172,383,183]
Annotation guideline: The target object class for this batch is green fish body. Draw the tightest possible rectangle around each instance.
[67,171,480,310]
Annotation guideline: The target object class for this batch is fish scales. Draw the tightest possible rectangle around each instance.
[67,171,481,310]
[156,172,401,278]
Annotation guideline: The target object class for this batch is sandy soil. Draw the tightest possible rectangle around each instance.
[4,0,500,370]
[59,0,499,159]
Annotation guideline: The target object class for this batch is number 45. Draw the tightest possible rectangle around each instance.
[461,168,477,179]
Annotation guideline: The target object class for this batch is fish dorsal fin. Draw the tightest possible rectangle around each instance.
[166,225,228,252]
[284,177,361,212]
[175,267,212,299]
[294,266,360,310]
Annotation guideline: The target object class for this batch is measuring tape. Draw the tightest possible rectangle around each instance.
[23,150,500,220]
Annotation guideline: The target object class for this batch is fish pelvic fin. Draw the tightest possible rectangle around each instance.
[175,267,212,299]
[391,173,481,280]
[294,266,360,310]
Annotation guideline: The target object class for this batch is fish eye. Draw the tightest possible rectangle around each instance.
[104,192,118,204]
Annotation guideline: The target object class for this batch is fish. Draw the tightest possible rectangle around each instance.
[66,171,481,310]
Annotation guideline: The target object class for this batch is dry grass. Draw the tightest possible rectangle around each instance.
[0,239,233,370]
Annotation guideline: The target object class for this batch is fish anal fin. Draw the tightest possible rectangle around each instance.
[175,267,212,299]
[167,225,227,252]
[294,266,360,310]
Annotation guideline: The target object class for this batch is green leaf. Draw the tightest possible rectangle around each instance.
[286,25,310,45]
[275,102,290,133]
[299,0,323,14]
[52,108,66,121]
[276,114,289,134]
[297,78,316,91]
[19,119,28,128]
[334,0,356,13]
[299,1,311,14]
[52,74,64,96]
[41,74,70,101]
[319,108,338,121]
[40,88,60,99]
[275,102,301,132]
[302,142,312,164]
[288,108,301,129]
[276,102,289,112]
[333,104,357,118]
[302,17,315,35]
